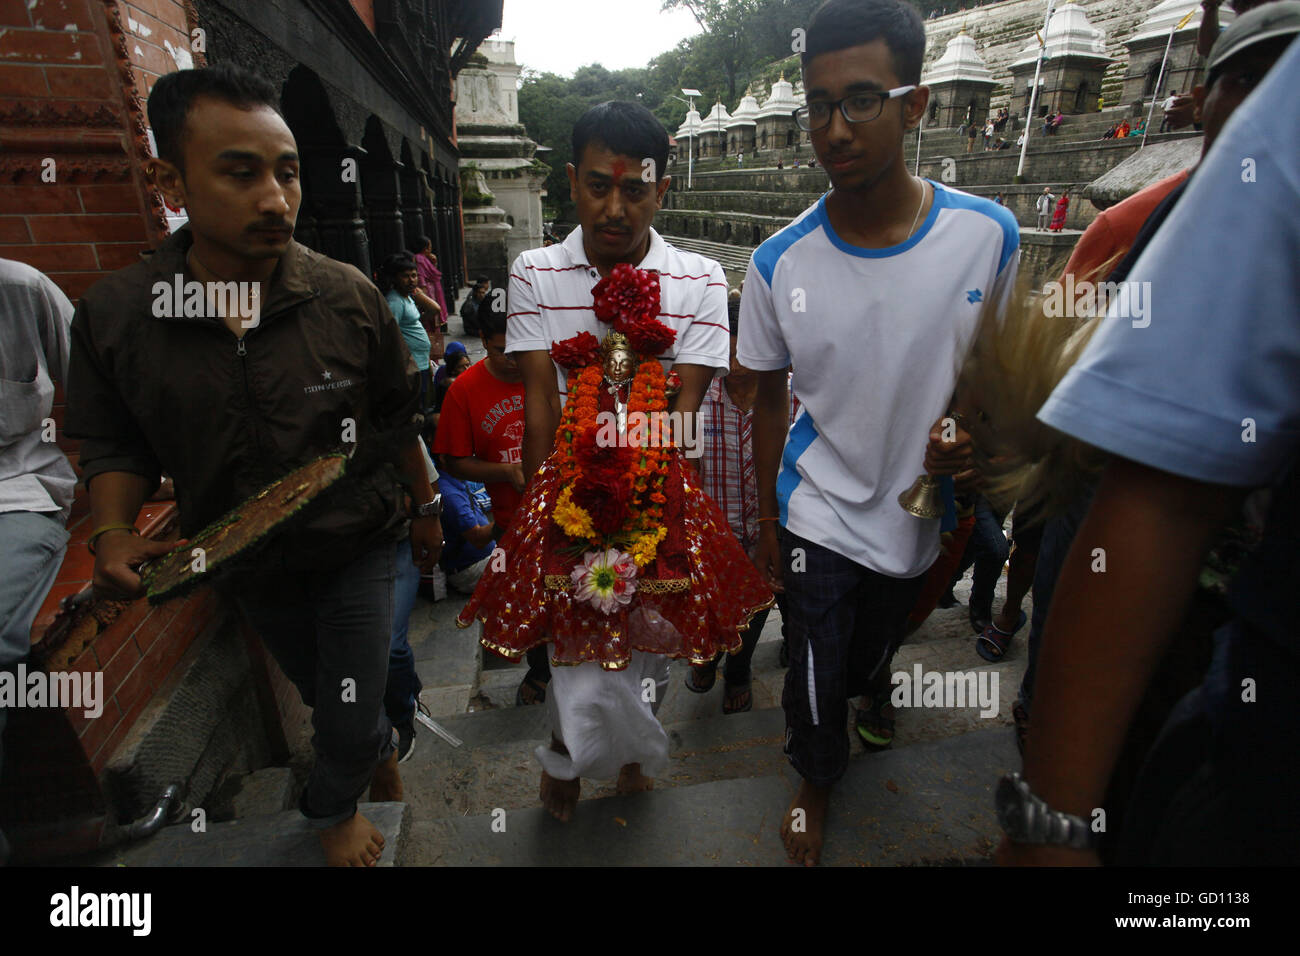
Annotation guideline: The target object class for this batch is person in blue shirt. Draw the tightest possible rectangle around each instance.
[997,22,1300,866]
[381,252,442,409]
[438,472,497,594]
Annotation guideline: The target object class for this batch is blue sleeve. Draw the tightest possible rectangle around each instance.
[1039,42,1300,488]
[440,480,483,538]
[384,290,402,322]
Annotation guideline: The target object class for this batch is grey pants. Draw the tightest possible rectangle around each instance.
[0,510,70,863]
[229,542,397,828]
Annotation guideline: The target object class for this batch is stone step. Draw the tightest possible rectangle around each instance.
[398,636,1022,827]
[409,591,482,717]
[666,189,824,218]
[403,727,1018,866]
[91,802,411,867]
[205,766,297,823]
[660,234,754,277]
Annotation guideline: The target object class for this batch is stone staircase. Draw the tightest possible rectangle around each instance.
[661,234,757,278]
[393,567,1027,866]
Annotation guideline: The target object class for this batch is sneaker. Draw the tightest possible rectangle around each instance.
[394,720,416,763]
[854,694,895,750]
[936,589,958,609]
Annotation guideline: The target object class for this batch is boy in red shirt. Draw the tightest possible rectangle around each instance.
[433,308,526,536]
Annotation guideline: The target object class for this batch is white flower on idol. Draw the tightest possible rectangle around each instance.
[571,548,637,614]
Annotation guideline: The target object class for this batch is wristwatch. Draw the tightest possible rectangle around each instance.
[995,772,1098,849]
[414,494,442,518]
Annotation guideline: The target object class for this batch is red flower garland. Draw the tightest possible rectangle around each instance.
[593,262,661,326]
[551,331,602,369]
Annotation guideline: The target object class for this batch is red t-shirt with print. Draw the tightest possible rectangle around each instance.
[432,358,525,529]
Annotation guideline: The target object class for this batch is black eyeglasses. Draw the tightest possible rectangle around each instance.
[793,86,917,131]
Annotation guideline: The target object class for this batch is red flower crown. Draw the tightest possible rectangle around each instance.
[550,263,677,365]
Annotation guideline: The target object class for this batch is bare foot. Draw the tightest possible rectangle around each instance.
[781,779,830,867]
[368,750,403,802]
[319,812,386,867]
[616,762,654,793]
[540,770,581,822]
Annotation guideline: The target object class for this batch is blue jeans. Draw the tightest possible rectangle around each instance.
[952,496,1008,622]
[0,511,69,863]
[1018,488,1093,711]
[227,542,397,828]
[384,536,423,726]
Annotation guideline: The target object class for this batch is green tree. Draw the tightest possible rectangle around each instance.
[662,0,758,102]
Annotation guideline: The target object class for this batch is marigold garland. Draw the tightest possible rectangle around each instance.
[548,266,680,572]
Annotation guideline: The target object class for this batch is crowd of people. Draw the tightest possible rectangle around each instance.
[2,0,1296,869]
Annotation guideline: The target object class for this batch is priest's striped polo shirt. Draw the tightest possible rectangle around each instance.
[505,226,730,402]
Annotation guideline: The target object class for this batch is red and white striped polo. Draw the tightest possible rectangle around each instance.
[505,226,730,401]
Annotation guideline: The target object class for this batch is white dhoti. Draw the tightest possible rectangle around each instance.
[535,645,670,782]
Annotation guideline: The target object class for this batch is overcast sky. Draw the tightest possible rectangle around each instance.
[498,0,704,78]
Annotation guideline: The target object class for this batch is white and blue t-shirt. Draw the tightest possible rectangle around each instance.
[738,182,1019,578]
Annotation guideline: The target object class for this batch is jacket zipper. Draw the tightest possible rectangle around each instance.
[229,290,318,459]
[235,331,265,457]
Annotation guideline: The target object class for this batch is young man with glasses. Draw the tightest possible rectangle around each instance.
[739,0,1020,866]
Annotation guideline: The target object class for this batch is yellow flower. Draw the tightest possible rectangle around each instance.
[554,486,597,540]
[629,525,668,568]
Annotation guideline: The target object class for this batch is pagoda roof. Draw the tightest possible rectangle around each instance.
[1011,2,1112,68]
[923,30,996,84]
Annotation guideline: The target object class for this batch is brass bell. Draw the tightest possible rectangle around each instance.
[898,473,944,519]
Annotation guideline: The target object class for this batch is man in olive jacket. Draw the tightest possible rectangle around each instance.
[65,63,442,867]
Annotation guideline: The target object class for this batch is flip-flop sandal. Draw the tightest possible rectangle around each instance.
[684,662,719,694]
[855,694,895,750]
[976,610,1028,662]
[722,681,753,715]
[515,674,549,706]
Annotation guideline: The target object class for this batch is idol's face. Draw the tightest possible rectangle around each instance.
[605,348,635,383]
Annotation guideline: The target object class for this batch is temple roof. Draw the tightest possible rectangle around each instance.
[1128,0,1232,46]
[756,75,802,120]
[728,92,760,127]
[674,108,702,140]
[1011,2,1112,68]
[923,31,996,84]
